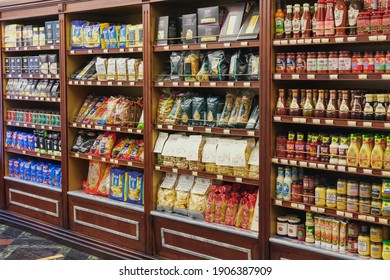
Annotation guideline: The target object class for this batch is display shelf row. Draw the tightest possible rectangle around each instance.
[153,40,259,52]
[68,47,143,55]
[154,124,258,137]
[4,176,62,193]
[273,116,390,130]
[154,165,259,186]
[273,73,390,81]
[271,157,390,179]
[69,152,144,169]
[5,147,61,161]
[4,45,60,52]
[272,199,390,227]
[6,121,61,132]
[5,74,60,79]
[68,80,143,87]
[70,122,143,135]
[4,95,61,103]
[153,81,259,88]
[273,35,390,47]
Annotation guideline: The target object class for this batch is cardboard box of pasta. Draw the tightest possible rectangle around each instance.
[218,3,248,42]
[4,24,22,48]
[182,13,197,44]
[237,4,260,40]
[197,6,226,25]
[156,16,178,46]
[198,24,220,43]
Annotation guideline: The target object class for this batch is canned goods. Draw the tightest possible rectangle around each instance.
[337,179,347,194]
[359,182,372,198]
[347,180,359,196]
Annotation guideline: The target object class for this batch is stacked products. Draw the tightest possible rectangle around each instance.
[156,89,259,129]
[6,79,60,98]
[7,108,60,126]
[70,20,143,49]
[83,162,144,205]
[8,158,62,188]
[74,95,143,128]
[70,57,143,81]
[276,211,390,259]
[154,132,259,179]
[4,21,59,47]
[72,130,144,162]
[6,130,61,156]
[5,54,59,75]
[161,50,259,82]
[275,88,390,121]
[156,3,259,45]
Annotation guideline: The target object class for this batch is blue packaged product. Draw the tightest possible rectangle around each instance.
[108,25,119,48]
[36,163,43,183]
[19,160,26,180]
[70,20,88,49]
[13,131,19,148]
[6,130,13,147]
[27,134,35,151]
[49,165,57,187]
[8,159,15,177]
[17,132,23,149]
[102,28,110,48]
[55,168,62,188]
[109,168,126,201]
[43,163,50,185]
[22,133,28,150]
[31,162,37,182]
[24,161,32,181]
[119,25,127,48]
[14,159,21,179]
[127,171,144,205]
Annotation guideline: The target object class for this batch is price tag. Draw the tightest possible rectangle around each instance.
[358,215,367,221]
[217,175,224,180]
[317,207,325,213]
[182,45,189,50]
[183,82,190,86]
[298,204,306,210]
[172,82,179,86]
[157,124,163,129]
[129,48,134,52]
[321,38,330,43]
[31,125,35,128]
[205,128,212,133]
[382,74,390,80]
[96,126,103,130]
[289,39,297,45]
[291,74,300,80]
[290,160,297,166]
[200,44,207,49]
[75,153,79,158]
[307,74,316,79]
[236,178,243,183]
[110,159,115,163]
[369,35,378,41]
[336,211,345,217]
[22,151,26,154]
[348,167,357,173]
[281,159,288,165]
[81,124,86,128]
[70,50,75,54]
[363,169,373,175]
[210,82,217,87]
[327,164,336,170]
[88,49,93,54]
[15,122,20,126]
[163,46,170,51]
[366,216,375,222]
[363,122,372,127]
[167,125,173,130]
[106,126,112,131]
[50,45,55,49]
[345,212,353,218]
[127,161,133,166]
[378,35,387,41]
[310,206,318,212]
[103,49,108,53]
[88,155,92,160]
[101,157,106,162]
[274,74,282,79]
[136,130,142,134]
[274,40,281,45]
[116,127,121,132]
[274,116,282,122]
[223,129,230,135]
[304,39,312,44]
[40,125,45,129]
[117,82,123,86]
[347,121,357,127]
[297,39,305,44]
[172,168,178,174]
[40,74,44,78]
[338,165,346,172]
[358,74,367,80]
[247,131,255,136]
[329,74,339,80]
[292,118,300,123]
[223,43,231,47]
[108,81,113,86]
[280,40,288,45]
[23,124,28,127]
[243,82,251,87]
[191,171,198,177]
[312,119,321,124]
[158,82,164,86]
[87,81,92,85]
[347,37,357,42]
[291,203,298,209]
[318,163,326,169]
[155,166,161,171]
[313,38,321,44]
[309,162,317,168]
[37,153,41,157]
[275,200,283,206]
[335,37,344,43]
[240,42,249,47]
[187,127,194,132]
[96,81,101,86]
[119,48,125,53]
[385,123,390,129]
[322,119,333,125]
[271,158,279,164]
[228,82,235,87]
[382,171,390,177]
[130,82,135,86]
[379,218,389,225]
[15,47,20,51]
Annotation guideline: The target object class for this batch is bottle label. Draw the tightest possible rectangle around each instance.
[316,20,325,36]
[375,56,386,71]
[301,18,309,33]
[317,58,329,71]
[275,18,285,35]
[287,57,296,71]
[328,57,339,71]
[352,57,363,71]
[296,57,307,71]
[339,57,352,71]
[312,17,317,34]
[348,7,359,26]
[285,19,292,34]
[334,8,344,27]
[307,58,317,71]
[325,20,335,35]
[276,181,283,197]
[276,57,287,71]
[283,182,291,198]
[363,57,375,71]
[383,16,390,32]
[293,18,301,33]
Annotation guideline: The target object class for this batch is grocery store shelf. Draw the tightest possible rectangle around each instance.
[151,210,258,239]
[273,73,390,81]
[153,81,259,88]
[4,45,60,52]
[5,95,60,103]
[269,236,376,260]
[272,198,390,226]
[68,80,143,87]
[6,121,61,132]
[273,115,390,130]
[68,47,143,55]
[5,73,60,79]
[154,165,259,186]
[68,190,144,213]
[5,147,61,161]
[154,40,259,52]
[4,176,62,193]
[69,122,143,135]
[272,157,390,179]
[154,123,258,137]
[273,34,389,46]
[70,152,144,169]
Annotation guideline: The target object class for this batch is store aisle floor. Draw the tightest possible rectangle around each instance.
[0,223,100,260]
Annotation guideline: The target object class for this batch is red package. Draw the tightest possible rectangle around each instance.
[214,185,232,225]
[204,186,218,223]
[241,193,257,230]
[224,192,241,226]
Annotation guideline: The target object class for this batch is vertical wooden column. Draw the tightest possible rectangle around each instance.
[142,2,154,255]
[259,0,272,260]
[0,18,4,210]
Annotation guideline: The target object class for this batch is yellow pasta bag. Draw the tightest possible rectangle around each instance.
[156,173,178,213]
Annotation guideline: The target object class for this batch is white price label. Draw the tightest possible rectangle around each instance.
[108,81,113,86]
[275,200,283,206]
[158,82,164,86]
[244,82,251,87]
[192,171,198,176]
[228,82,234,87]
[75,153,79,158]
[336,211,345,217]
[119,48,125,52]
[129,48,134,52]
[116,127,121,132]
[129,82,135,86]
[172,82,179,86]
[363,169,373,175]
[291,74,299,80]
[167,125,173,130]
[200,44,207,49]
[223,129,230,135]
[240,42,249,46]
[187,127,194,132]
[338,165,346,172]
[348,167,357,173]
[217,175,224,180]
[297,39,305,44]
[106,126,112,131]
[313,38,321,43]
[348,121,357,127]
[88,49,93,54]
[274,74,282,79]
[309,162,317,168]
[210,82,217,87]
[280,40,288,45]
[205,128,212,133]
[358,74,367,80]
[329,74,339,80]
[345,212,353,218]
[304,39,312,44]
[325,119,334,125]
[247,131,255,136]
[289,160,297,166]
[103,49,108,53]
[22,151,26,154]
[307,74,315,79]
[289,39,297,45]
[274,40,281,45]
[382,171,390,177]
[335,37,344,43]
[182,45,189,50]
[327,164,336,170]
[369,35,378,41]
[378,35,387,41]
[312,119,321,124]
[102,157,106,162]
[96,126,103,130]
[363,122,372,127]
[236,178,243,183]
[183,82,190,86]
[310,206,318,212]
[317,207,325,213]
[117,82,123,86]
[298,204,305,210]
[379,218,389,225]
[291,203,298,209]
[358,215,367,221]
[127,161,133,166]
[347,37,357,42]
[88,155,92,160]
[274,116,282,122]
[163,46,170,51]
[321,38,330,43]
[367,216,375,222]
[172,168,178,174]
[87,125,92,129]
[318,163,326,169]
[281,159,288,165]
[223,43,231,47]
[382,74,390,80]
[157,124,163,129]
[155,166,161,171]
[23,124,27,127]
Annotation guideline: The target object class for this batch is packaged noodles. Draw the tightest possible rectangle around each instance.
[127,171,144,205]
[188,178,212,219]
[173,175,195,215]
[157,173,178,212]
[109,168,127,201]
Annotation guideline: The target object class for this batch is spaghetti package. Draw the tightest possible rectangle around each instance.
[156,173,178,213]
[70,20,88,49]
[204,186,219,223]
[157,90,176,124]
[105,96,121,125]
[214,186,231,225]
[109,168,127,201]
[188,178,212,219]
[173,175,195,215]
[217,91,237,127]
[90,97,108,125]
[95,133,117,157]
[229,50,248,81]
[236,91,255,128]
[84,161,106,195]
[227,92,243,128]
[127,171,144,205]
[117,139,138,160]
[247,53,260,81]
[114,98,131,126]
[248,141,259,179]
[82,96,107,124]
[89,134,104,155]
[206,96,224,127]
[75,95,98,122]
[97,164,113,197]
[224,192,241,226]
[234,193,257,229]
[202,137,219,174]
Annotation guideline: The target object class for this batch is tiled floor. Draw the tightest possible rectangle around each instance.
[0,223,100,260]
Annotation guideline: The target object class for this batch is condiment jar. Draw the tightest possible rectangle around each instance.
[337,194,347,210]
[347,180,359,196]
[297,224,306,241]
[352,52,363,73]
[358,233,371,256]
[286,53,296,73]
[305,225,315,243]
[347,237,358,253]
[337,179,347,194]
[317,52,328,74]
[326,186,337,208]
[292,181,303,202]
[359,182,372,198]
[359,198,371,214]
[296,52,307,73]
[382,179,390,198]
[347,222,360,238]
[370,242,383,259]
[276,53,287,73]
[315,185,326,206]
[370,226,383,243]
[347,196,359,212]
[328,51,339,74]
[383,10,390,34]
[338,51,352,73]
[374,51,386,73]
[307,52,317,74]
[383,240,390,260]
[363,51,375,73]
[277,216,288,236]
[372,182,382,199]
[382,198,390,216]
[386,51,390,73]
[288,217,301,238]
[371,199,382,215]
[357,12,371,35]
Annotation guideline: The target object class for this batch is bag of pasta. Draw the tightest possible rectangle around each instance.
[236,91,255,128]
[224,192,241,226]
[84,161,106,195]
[184,52,200,82]
[204,186,219,223]
[173,175,195,215]
[245,104,259,130]
[248,141,259,179]
[96,164,113,197]
[217,91,237,128]
[154,132,169,165]
[71,20,88,49]
[191,96,206,126]
[247,53,260,81]
[111,138,128,158]
[170,52,185,81]
[208,50,229,81]
[117,139,138,160]
[202,138,219,174]
[206,96,224,127]
[188,178,212,219]
[227,92,243,128]
[129,140,144,163]
[90,97,108,125]
[180,97,192,126]
[89,134,104,155]
[196,53,210,82]
[157,173,178,213]
[216,138,234,176]
[186,135,205,171]
[174,135,189,169]
[95,133,117,158]
[82,96,107,124]
[109,168,127,201]
[230,139,255,178]
[127,171,144,205]
[105,96,122,126]
[165,93,184,125]
[229,50,248,81]
[161,134,184,167]
[114,98,131,126]
[241,193,257,230]
[156,90,176,124]
[214,185,231,225]
[75,95,98,123]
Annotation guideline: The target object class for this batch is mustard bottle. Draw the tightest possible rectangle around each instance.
[384,136,390,170]
[347,134,359,167]
[371,135,384,169]
[358,134,373,168]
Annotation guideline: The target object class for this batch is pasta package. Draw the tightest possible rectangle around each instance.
[196,54,210,82]
[187,135,205,171]
[214,186,231,225]
[173,175,195,215]
[206,96,224,127]
[97,164,113,197]
[75,95,97,122]
[236,91,255,128]
[156,91,175,124]
[82,96,107,124]
[105,96,121,125]
[90,97,108,125]
[188,177,212,219]
[114,98,131,126]
[71,20,88,49]
[180,97,192,125]
[157,173,178,212]
[241,193,257,230]
[108,25,121,48]
[246,104,259,130]
[119,24,128,48]
[184,52,200,82]
[208,50,229,81]
[170,52,185,81]
[109,168,127,201]
[230,139,254,178]
[217,91,237,127]
[107,58,117,80]
[191,96,206,126]
[202,137,219,174]
[116,58,128,81]
[227,92,243,128]
[83,24,100,49]
[247,53,260,81]
[95,133,117,157]
[117,139,138,160]
[229,50,248,81]
[95,57,108,81]
[166,94,184,125]
[127,171,144,205]
[216,138,234,176]
[224,192,241,226]
[84,161,106,195]
[204,186,218,223]
[127,59,140,81]
[154,132,169,165]
[89,134,104,155]
[174,135,189,169]
[248,141,259,179]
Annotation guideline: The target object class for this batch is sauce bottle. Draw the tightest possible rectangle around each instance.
[276,167,285,199]
[306,133,312,160]
[310,134,321,162]
[327,90,339,118]
[293,4,302,38]
[289,89,301,116]
[283,167,292,201]
[371,134,384,169]
[347,133,359,167]
[312,3,319,36]
[287,131,296,158]
[339,91,351,119]
[325,0,336,36]
[314,90,326,117]
[316,0,327,36]
[330,135,340,164]
[303,89,315,117]
[359,134,373,168]
[338,135,349,165]
[275,0,286,38]
[300,89,307,110]
[295,132,306,160]
[320,134,331,162]
[301,3,312,37]
[374,94,387,120]
[285,5,293,38]
[383,135,390,170]
[350,93,362,119]
[363,94,374,120]
[348,0,360,35]
[334,0,347,35]
[276,89,288,115]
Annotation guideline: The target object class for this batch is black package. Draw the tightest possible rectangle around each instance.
[39,54,49,75]
[28,56,35,74]
[196,53,210,82]
[229,50,248,81]
[50,81,60,97]
[236,90,254,128]
[44,80,55,96]
[16,26,23,47]
[45,21,53,45]
[45,134,54,155]
[206,96,224,127]
[197,24,220,43]
[71,130,87,152]
[191,96,206,126]
[34,56,40,74]
[245,104,259,130]
[15,57,22,74]
[177,17,183,43]
[22,56,29,74]
[5,58,10,74]
[53,21,60,44]
[156,16,177,45]
[197,6,226,25]
[247,53,260,81]
[48,54,58,75]
[238,4,260,40]
[217,91,237,128]
[182,14,197,44]
[170,52,185,81]
[10,57,16,74]
[23,25,33,47]
[208,50,229,81]
[180,97,192,125]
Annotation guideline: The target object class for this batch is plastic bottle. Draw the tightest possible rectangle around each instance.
[283,167,292,201]
[276,167,284,199]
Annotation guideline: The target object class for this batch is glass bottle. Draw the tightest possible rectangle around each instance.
[276,89,288,115]
[286,89,293,109]
[301,3,312,37]
[327,90,339,118]
[303,89,315,117]
[363,94,374,120]
[348,0,360,35]
[295,132,306,160]
[314,90,326,117]
[287,131,296,158]
[330,134,340,164]
[359,134,373,168]
[384,136,390,170]
[285,5,293,38]
[321,134,331,162]
[350,93,362,119]
[306,133,312,160]
[300,89,307,109]
[313,89,319,106]
[338,135,349,165]
[310,133,321,162]
[371,135,384,169]
[289,89,301,116]
[334,0,347,35]
[275,0,286,38]
[325,0,336,36]
[312,3,319,36]
[316,0,327,36]
[339,91,351,119]
[293,4,302,38]
[375,94,387,120]
[276,167,285,199]
[347,133,359,167]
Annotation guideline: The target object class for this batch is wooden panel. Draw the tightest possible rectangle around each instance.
[270,243,339,260]
[154,216,260,260]
[5,180,63,226]
[69,196,146,252]
[0,5,59,20]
